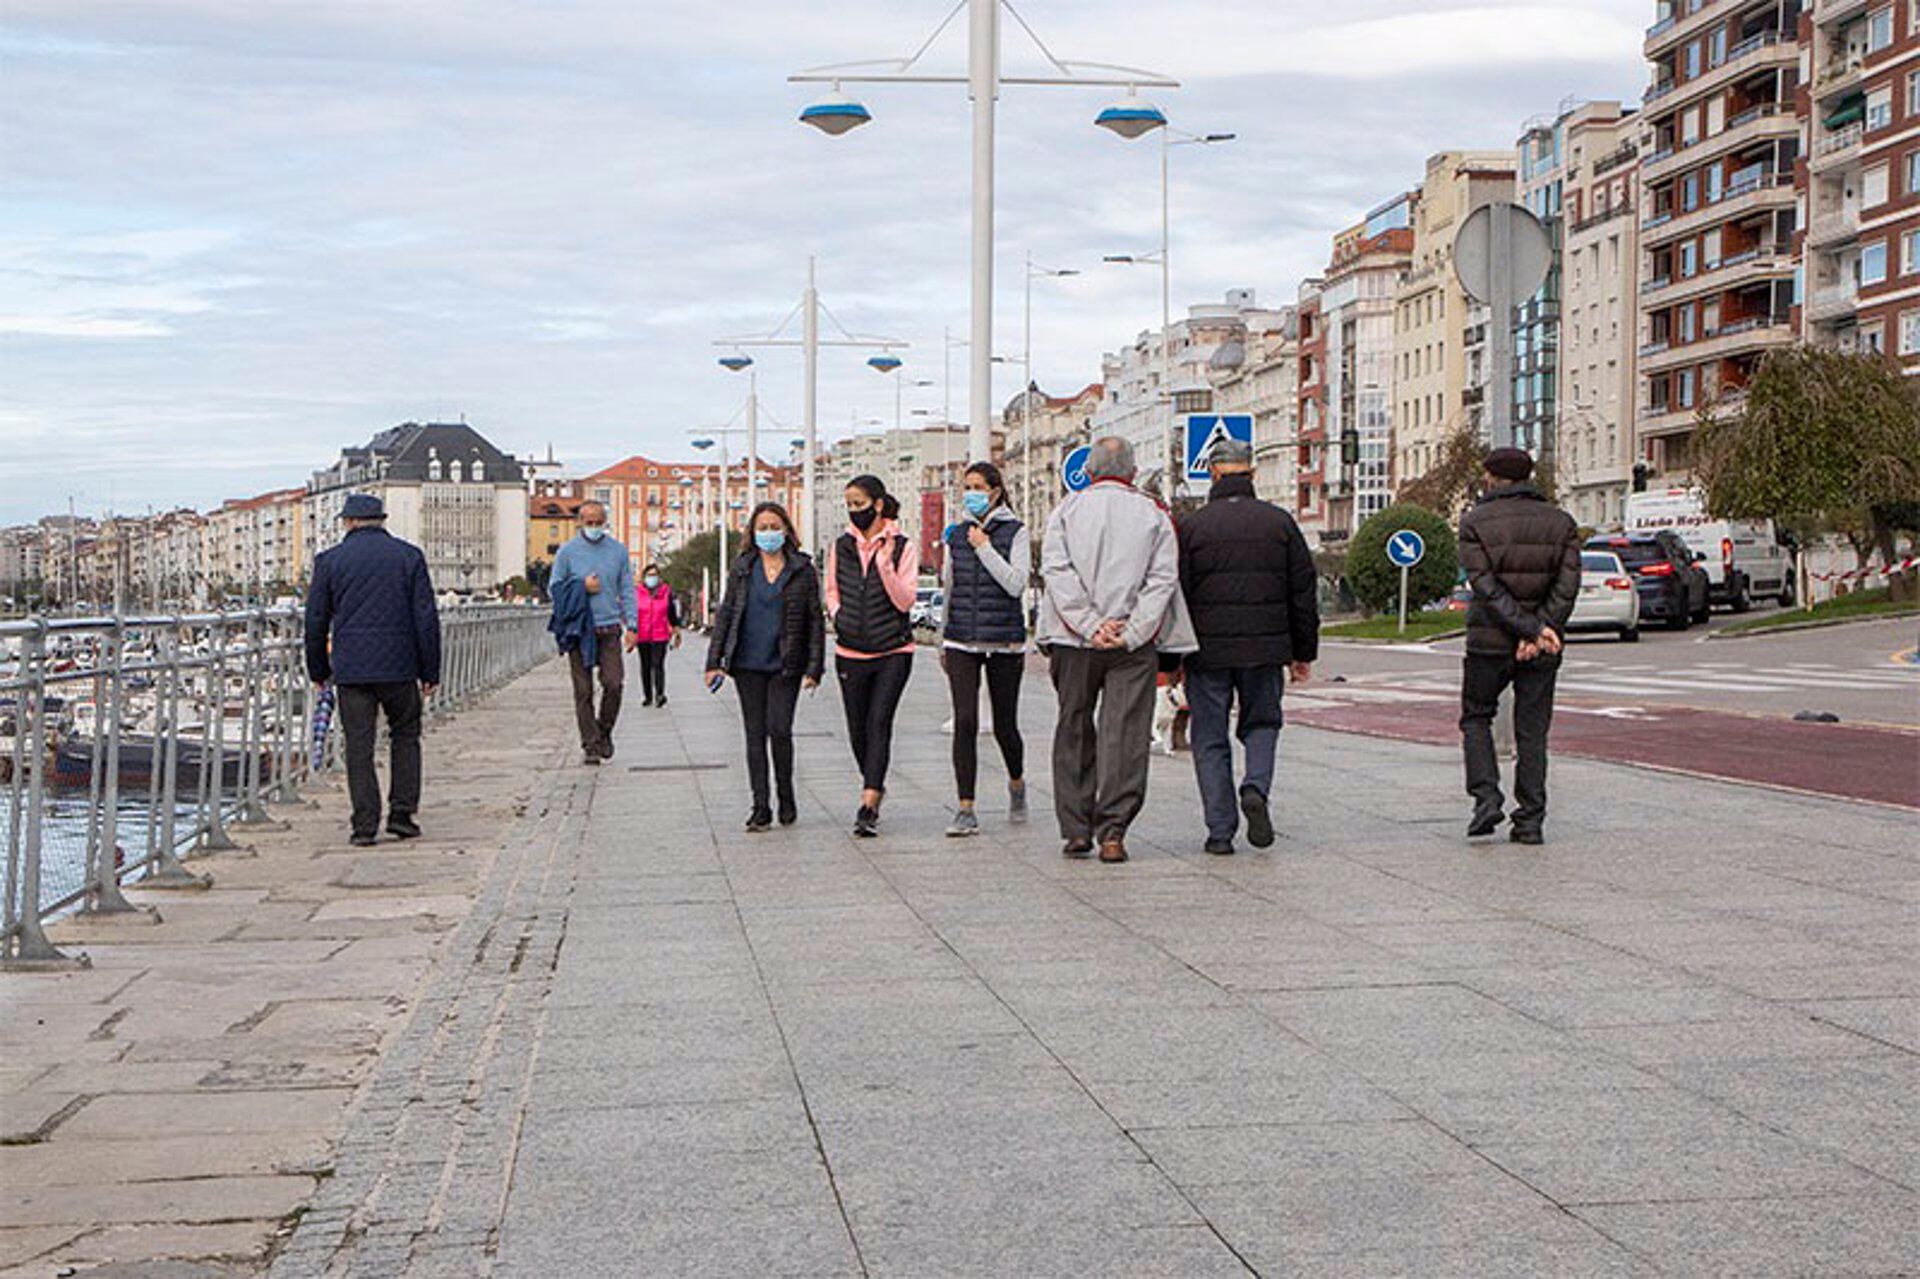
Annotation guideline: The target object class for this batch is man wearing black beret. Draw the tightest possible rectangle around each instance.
[1456,448,1581,845]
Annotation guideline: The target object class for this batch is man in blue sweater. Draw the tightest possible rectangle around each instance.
[305,494,441,846]
[549,500,638,764]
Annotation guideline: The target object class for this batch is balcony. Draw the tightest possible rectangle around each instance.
[1640,317,1795,371]
[1805,280,1861,323]
[1640,252,1794,309]
[1644,102,1799,180]
[1807,202,1862,247]
[1814,0,1871,23]
[1812,122,1864,169]
[1641,172,1795,247]
[1645,30,1794,117]
[1817,54,1867,99]
[1647,1,1738,56]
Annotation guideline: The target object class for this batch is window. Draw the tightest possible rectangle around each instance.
[1706,165,1723,203]
[1685,40,1702,78]
[447,460,462,482]
[1865,164,1890,207]
[1865,322,1888,355]
[1868,87,1893,131]
[1908,150,1920,194]
[1682,173,1701,211]
[427,458,442,481]
[1680,242,1698,277]
[1679,306,1697,342]
[1869,6,1894,51]
[1677,368,1696,408]
[1902,311,1920,355]
[1709,27,1727,66]
[1703,228,1723,269]
[1909,70,1920,117]
[1905,228,1920,274]
[1862,239,1890,284]
[471,460,484,483]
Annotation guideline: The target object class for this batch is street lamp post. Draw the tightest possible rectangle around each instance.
[1104,128,1234,500]
[715,258,905,553]
[793,0,1177,468]
[1023,254,1078,516]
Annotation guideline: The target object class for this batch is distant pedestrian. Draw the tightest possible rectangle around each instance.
[303,493,440,847]
[1177,438,1319,855]
[634,563,682,707]
[548,500,637,765]
[939,461,1030,838]
[824,475,919,838]
[1037,436,1195,863]
[705,503,825,831]
[1458,447,1582,845]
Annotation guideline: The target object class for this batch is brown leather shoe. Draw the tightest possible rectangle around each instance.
[1062,836,1094,859]
[1098,835,1128,863]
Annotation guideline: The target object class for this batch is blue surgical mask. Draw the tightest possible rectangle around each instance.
[754,530,786,554]
[962,492,992,519]
[581,525,607,542]
[643,573,660,589]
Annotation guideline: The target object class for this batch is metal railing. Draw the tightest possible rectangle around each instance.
[1,603,554,967]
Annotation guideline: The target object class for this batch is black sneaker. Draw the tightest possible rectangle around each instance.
[1510,827,1544,846]
[777,802,798,827]
[386,816,421,840]
[349,832,378,848]
[853,805,879,838]
[746,808,773,833]
[582,751,601,766]
[1204,837,1235,856]
[597,737,616,760]
[656,694,668,708]
[1239,785,1274,849]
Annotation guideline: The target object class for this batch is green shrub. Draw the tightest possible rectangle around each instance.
[1347,503,1459,615]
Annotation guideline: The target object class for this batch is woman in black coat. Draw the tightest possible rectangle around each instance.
[704,502,826,831]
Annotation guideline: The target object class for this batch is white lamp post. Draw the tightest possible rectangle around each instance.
[1023,254,1078,515]
[715,258,905,554]
[1103,127,1234,498]
[793,0,1176,469]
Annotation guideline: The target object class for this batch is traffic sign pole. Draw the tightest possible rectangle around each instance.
[1398,563,1410,635]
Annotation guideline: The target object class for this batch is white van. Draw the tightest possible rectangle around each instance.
[1623,488,1793,610]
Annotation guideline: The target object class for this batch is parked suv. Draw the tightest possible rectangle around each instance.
[1585,533,1710,630]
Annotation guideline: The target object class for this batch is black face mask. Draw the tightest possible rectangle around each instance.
[849,506,878,532]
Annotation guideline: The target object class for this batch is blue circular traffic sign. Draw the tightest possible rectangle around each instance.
[1062,445,1092,493]
[1386,529,1426,568]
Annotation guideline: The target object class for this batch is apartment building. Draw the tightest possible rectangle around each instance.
[308,423,529,593]
[204,488,306,596]
[582,455,804,572]
[1309,202,1416,540]
[1641,0,1803,479]
[1293,281,1332,544]
[1801,0,1920,368]
[1091,289,1288,498]
[1523,101,1644,528]
[1394,152,1517,488]
[1206,309,1300,502]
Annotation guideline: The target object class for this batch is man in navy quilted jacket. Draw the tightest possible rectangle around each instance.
[305,493,442,847]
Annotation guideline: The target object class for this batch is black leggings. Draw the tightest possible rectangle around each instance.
[636,640,669,702]
[734,669,801,811]
[835,652,913,794]
[944,650,1025,801]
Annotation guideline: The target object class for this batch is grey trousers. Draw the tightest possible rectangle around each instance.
[1048,644,1158,841]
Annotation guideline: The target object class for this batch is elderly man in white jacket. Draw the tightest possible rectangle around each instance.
[1037,436,1196,864]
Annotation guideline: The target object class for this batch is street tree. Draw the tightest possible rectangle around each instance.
[658,528,748,610]
[1347,503,1459,615]
[1396,420,1486,519]
[1694,346,1920,587]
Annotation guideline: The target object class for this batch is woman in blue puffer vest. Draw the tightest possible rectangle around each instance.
[938,461,1030,838]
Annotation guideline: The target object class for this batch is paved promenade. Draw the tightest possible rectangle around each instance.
[6,650,1918,1276]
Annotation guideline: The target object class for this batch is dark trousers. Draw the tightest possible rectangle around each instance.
[836,652,913,793]
[1048,644,1157,841]
[569,627,625,751]
[636,640,669,702]
[1460,651,1560,832]
[336,681,423,838]
[734,669,801,811]
[1185,664,1284,842]
[944,650,1026,801]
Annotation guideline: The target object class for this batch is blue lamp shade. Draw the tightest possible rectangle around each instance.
[800,94,872,135]
[718,355,753,372]
[790,438,806,450]
[1095,98,1167,139]
[867,355,903,373]
[691,437,715,450]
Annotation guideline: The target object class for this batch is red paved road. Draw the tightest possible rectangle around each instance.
[1291,693,1920,810]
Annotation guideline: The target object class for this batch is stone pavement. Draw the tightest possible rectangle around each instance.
[9,648,1920,1276]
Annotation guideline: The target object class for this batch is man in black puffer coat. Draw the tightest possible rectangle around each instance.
[1177,439,1320,855]
[1457,448,1582,845]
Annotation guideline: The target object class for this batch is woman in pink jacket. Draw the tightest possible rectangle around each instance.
[633,563,682,707]
[824,475,919,837]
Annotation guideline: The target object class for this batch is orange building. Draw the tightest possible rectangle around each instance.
[580,455,805,576]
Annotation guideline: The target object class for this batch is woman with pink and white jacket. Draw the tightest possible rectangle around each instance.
[633,563,682,708]
[823,475,920,838]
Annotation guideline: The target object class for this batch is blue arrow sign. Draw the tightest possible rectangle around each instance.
[1062,445,1093,493]
[1185,414,1254,481]
[1386,529,1426,568]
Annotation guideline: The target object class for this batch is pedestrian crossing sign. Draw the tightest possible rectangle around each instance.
[1185,415,1254,481]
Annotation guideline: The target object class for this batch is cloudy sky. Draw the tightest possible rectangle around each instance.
[1,0,1649,523]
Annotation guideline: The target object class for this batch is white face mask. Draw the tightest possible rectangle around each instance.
[643,574,660,588]
[581,525,607,542]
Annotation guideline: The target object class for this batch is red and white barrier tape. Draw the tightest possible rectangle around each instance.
[1809,556,1918,583]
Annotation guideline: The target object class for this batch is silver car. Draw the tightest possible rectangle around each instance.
[1567,550,1641,642]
